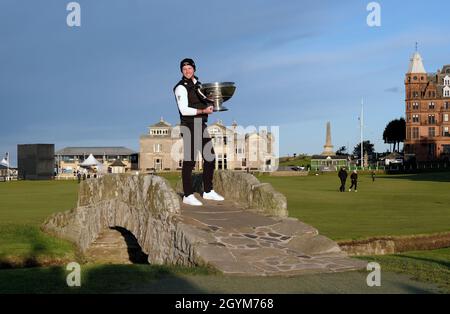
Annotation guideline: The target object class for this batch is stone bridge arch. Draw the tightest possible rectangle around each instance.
[42,174,198,265]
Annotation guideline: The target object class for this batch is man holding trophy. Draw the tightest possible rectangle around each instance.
[174,58,225,206]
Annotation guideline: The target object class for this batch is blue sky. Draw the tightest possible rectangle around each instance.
[2,0,450,166]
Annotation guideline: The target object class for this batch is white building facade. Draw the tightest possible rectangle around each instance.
[139,118,277,172]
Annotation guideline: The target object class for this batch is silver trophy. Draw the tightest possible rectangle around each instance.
[198,82,236,112]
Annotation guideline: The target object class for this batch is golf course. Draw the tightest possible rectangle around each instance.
[0,172,449,293]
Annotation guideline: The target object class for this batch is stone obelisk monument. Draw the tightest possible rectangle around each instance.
[321,122,334,156]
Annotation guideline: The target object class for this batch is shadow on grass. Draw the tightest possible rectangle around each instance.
[394,254,450,269]
[0,264,211,294]
[0,225,75,269]
[377,172,450,183]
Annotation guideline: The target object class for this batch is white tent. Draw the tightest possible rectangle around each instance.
[96,163,107,174]
[0,158,8,167]
[80,154,102,167]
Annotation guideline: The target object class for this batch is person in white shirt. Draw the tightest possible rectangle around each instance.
[173,58,225,206]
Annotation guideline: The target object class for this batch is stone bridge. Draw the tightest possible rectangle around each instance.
[42,171,366,276]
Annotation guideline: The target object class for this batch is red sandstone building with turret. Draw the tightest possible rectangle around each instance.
[404,51,450,161]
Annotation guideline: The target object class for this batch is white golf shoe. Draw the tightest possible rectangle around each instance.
[202,190,225,201]
[183,194,203,206]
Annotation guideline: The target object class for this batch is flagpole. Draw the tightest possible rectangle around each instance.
[361,99,364,170]
[6,152,9,181]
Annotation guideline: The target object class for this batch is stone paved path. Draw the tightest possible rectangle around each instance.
[179,193,367,276]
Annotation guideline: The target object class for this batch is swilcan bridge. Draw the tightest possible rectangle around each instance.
[42,171,366,276]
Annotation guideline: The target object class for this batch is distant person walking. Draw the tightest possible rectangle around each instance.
[338,167,348,192]
[349,170,358,192]
[77,172,81,184]
[371,170,375,182]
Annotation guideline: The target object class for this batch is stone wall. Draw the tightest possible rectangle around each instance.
[339,232,450,256]
[269,171,309,177]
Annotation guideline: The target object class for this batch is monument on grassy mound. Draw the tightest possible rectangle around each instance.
[311,122,348,171]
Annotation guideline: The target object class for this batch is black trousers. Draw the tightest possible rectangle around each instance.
[350,180,357,190]
[339,179,346,192]
[181,120,215,197]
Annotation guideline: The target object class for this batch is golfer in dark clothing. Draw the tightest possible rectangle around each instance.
[338,167,348,192]
[349,170,358,192]
[174,58,224,206]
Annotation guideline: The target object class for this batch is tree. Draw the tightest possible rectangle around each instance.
[383,118,406,152]
[335,146,347,155]
[353,141,375,160]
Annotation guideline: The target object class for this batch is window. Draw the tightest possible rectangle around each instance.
[413,91,419,98]
[443,145,450,153]
[428,115,435,124]
[412,102,419,110]
[217,153,223,170]
[412,114,419,123]
[153,144,162,153]
[444,75,450,85]
[444,127,449,136]
[445,102,450,110]
[412,127,419,139]
[429,102,435,109]
[209,128,221,135]
[428,143,436,157]
[444,86,450,97]
[150,129,168,135]
[428,127,435,137]
[444,114,449,122]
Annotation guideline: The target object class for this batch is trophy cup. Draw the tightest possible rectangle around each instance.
[198,82,236,112]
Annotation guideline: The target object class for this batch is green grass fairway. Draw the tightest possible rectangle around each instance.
[0,181,78,265]
[258,172,450,241]
[0,180,78,224]
[0,173,449,294]
[358,247,450,293]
